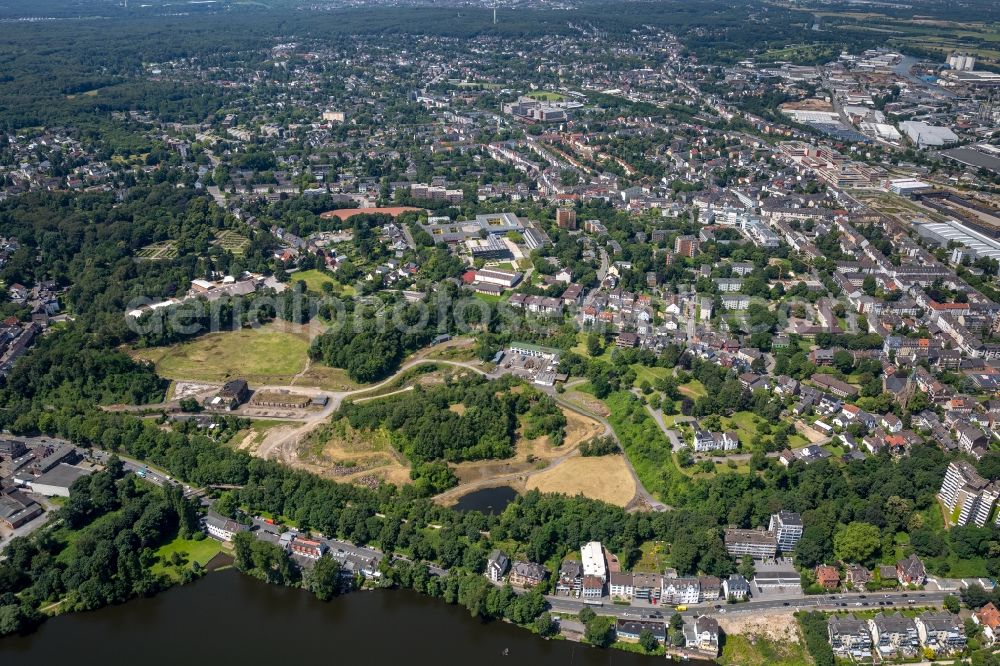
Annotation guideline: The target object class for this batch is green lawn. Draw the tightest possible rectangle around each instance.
[679,380,707,399]
[526,90,566,101]
[473,291,503,304]
[134,324,311,384]
[290,269,356,296]
[152,537,223,579]
[723,411,759,438]
[631,364,671,388]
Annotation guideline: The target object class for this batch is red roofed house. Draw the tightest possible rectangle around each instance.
[815,565,841,590]
[975,602,1000,644]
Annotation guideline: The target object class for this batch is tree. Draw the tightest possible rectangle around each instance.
[584,615,615,647]
[738,555,756,580]
[944,594,960,614]
[586,332,602,357]
[670,612,684,631]
[307,555,342,601]
[833,522,881,565]
[578,607,596,624]
[533,612,557,636]
[961,583,991,609]
[832,350,854,374]
[638,628,660,653]
[795,526,831,568]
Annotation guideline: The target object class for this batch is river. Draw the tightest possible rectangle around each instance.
[0,569,677,665]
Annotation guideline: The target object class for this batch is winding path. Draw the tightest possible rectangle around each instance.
[255,357,490,464]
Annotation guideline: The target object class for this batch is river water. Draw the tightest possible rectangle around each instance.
[0,569,676,665]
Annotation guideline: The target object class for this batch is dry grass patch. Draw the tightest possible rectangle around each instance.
[562,391,610,418]
[525,455,636,507]
[301,421,411,487]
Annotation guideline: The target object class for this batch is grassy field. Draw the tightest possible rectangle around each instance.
[151,537,223,580]
[134,323,311,384]
[290,269,357,296]
[718,634,810,666]
[722,411,760,444]
[473,291,504,304]
[631,364,671,387]
[290,269,337,292]
[526,90,566,101]
[679,379,707,399]
[632,540,670,572]
[525,455,636,507]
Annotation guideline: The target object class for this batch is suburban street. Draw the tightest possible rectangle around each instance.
[545,588,951,620]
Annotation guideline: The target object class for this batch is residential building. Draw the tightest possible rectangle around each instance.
[974,602,1000,644]
[288,536,326,560]
[869,613,920,657]
[693,429,739,452]
[632,572,662,603]
[768,511,803,553]
[699,576,721,601]
[683,616,720,655]
[897,554,927,585]
[556,559,583,595]
[509,561,547,588]
[582,574,604,598]
[724,527,778,559]
[722,574,750,600]
[938,460,999,527]
[845,564,873,590]
[916,611,966,655]
[616,619,666,644]
[828,614,873,659]
[609,571,634,599]
[204,512,249,542]
[674,235,700,258]
[662,577,701,605]
[486,549,510,582]
[815,565,841,590]
[556,207,577,229]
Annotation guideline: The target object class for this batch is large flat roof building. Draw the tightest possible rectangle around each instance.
[581,541,607,582]
[724,528,777,559]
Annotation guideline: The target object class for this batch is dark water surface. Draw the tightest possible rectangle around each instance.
[0,569,673,665]
[452,485,519,514]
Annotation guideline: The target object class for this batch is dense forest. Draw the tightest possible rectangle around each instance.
[0,187,274,345]
[335,375,566,463]
[0,460,201,635]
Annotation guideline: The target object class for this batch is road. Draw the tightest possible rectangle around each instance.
[596,247,610,283]
[545,588,950,620]
[255,354,490,465]
[644,404,689,452]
